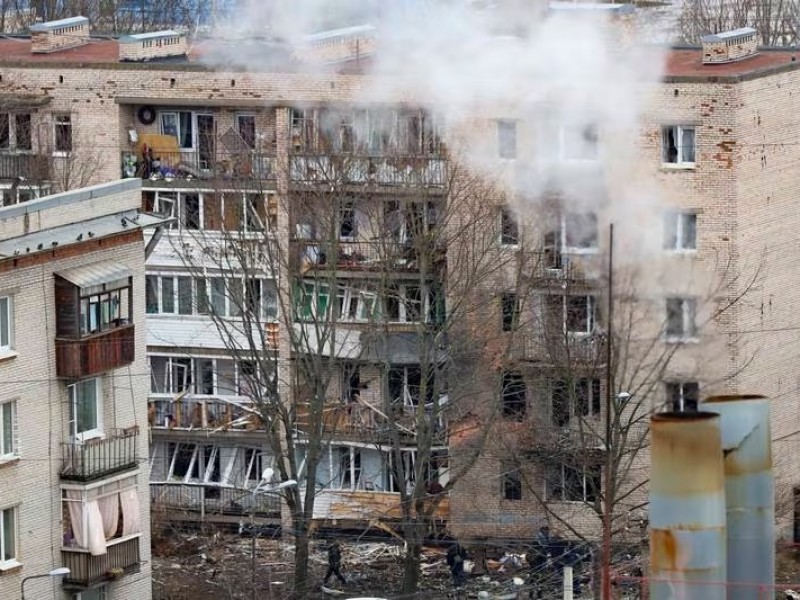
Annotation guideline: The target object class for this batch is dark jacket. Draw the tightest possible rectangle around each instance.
[446,544,467,569]
[328,543,342,567]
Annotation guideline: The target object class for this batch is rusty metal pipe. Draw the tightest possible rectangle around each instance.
[702,394,774,599]
[650,412,726,600]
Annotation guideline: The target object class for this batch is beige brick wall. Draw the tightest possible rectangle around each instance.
[0,183,152,600]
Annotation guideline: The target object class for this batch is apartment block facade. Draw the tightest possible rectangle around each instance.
[0,179,157,600]
[0,17,797,549]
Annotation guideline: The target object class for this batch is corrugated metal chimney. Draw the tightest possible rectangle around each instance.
[650,412,726,600]
[701,395,774,599]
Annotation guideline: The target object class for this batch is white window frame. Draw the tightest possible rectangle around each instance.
[561,212,599,253]
[385,284,432,324]
[53,113,72,155]
[0,505,18,568]
[160,110,196,151]
[0,112,33,153]
[0,400,17,460]
[0,296,12,353]
[665,297,697,341]
[72,586,108,600]
[662,125,696,167]
[68,378,102,441]
[563,295,597,336]
[665,381,700,412]
[664,211,697,252]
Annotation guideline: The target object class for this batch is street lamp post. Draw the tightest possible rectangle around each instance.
[21,567,71,599]
[249,468,297,600]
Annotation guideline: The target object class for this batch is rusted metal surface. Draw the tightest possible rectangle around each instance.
[649,412,726,600]
[702,394,774,599]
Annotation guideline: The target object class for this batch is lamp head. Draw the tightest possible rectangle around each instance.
[48,567,70,576]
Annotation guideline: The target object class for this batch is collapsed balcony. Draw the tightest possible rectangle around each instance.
[150,483,281,524]
[148,396,263,432]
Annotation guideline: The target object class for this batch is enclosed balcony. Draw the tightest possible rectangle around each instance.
[60,426,139,482]
[54,262,135,378]
[0,152,50,181]
[62,535,141,588]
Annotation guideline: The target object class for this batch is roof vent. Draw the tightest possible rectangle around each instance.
[30,16,89,54]
[119,30,187,62]
[701,27,758,64]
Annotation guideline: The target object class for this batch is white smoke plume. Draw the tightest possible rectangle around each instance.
[207,0,668,260]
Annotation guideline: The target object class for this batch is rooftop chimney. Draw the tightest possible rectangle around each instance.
[702,27,758,64]
[118,30,187,62]
[30,16,89,54]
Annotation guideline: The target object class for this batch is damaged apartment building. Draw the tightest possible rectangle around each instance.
[0,13,798,551]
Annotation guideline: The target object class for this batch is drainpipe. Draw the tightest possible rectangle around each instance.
[649,412,726,600]
[702,394,774,599]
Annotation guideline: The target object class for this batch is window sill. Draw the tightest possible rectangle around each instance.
[664,249,698,256]
[660,163,696,171]
[0,456,20,470]
[0,560,22,574]
[663,336,700,345]
[0,350,18,364]
[52,151,72,158]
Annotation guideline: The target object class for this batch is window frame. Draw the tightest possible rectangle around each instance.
[546,462,601,503]
[0,400,17,461]
[665,381,700,412]
[68,377,102,441]
[501,292,519,332]
[662,125,696,167]
[502,462,522,501]
[501,371,527,420]
[54,113,73,154]
[562,212,599,253]
[500,206,519,247]
[0,505,17,567]
[0,296,12,353]
[663,211,697,252]
[236,113,257,150]
[665,297,697,341]
[497,119,517,159]
[564,295,597,336]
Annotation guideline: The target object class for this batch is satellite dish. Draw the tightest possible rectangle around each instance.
[261,467,274,483]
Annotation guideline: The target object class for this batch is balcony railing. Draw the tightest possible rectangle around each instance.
[62,535,140,588]
[523,251,601,284]
[0,152,50,180]
[514,331,606,365]
[293,238,442,273]
[60,426,139,482]
[150,483,281,520]
[295,402,445,441]
[289,154,446,187]
[148,397,262,431]
[55,324,135,378]
[122,150,277,182]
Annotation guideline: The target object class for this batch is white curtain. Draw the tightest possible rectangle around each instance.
[120,488,141,537]
[97,494,119,539]
[65,491,106,555]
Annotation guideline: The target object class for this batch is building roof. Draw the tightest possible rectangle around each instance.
[0,34,796,82]
[701,27,756,43]
[29,15,89,32]
[0,209,165,259]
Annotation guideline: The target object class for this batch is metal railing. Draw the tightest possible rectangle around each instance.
[62,535,141,587]
[293,238,432,272]
[150,483,281,520]
[122,150,277,181]
[289,154,446,186]
[60,426,139,482]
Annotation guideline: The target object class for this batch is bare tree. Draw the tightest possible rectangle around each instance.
[679,0,800,46]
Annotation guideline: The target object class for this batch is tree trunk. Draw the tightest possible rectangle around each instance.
[292,518,309,599]
[401,516,425,595]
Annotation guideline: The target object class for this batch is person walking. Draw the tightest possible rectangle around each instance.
[446,541,468,588]
[324,541,347,586]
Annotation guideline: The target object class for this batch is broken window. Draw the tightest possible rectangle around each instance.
[497,119,517,159]
[339,201,356,238]
[565,295,596,335]
[564,212,598,250]
[501,371,526,420]
[290,108,318,152]
[502,461,522,501]
[501,293,519,332]
[338,447,362,490]
[500,206,519,246]
[551,377,601,427]
[546,462,601,502]
[342,363,361,403]
[388,366,435,406]
[663,211,697,251]
[15,114,31,151]
[665,297,696,339]
[236,114,256,149]
[54,114,72,152]
[576,378,602,417]
[662,125,696,165]
[666,381,699,412]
